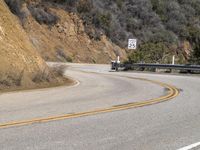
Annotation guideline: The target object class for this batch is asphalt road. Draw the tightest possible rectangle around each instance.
[0,63,200,150]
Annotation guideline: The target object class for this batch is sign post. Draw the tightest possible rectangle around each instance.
[128,39,137,50]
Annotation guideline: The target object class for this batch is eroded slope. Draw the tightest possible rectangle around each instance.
[0,1,63,90]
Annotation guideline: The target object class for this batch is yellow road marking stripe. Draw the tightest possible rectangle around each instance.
[0,75,179,129]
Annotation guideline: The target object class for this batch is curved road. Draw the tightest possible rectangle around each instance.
[0,63,200,150]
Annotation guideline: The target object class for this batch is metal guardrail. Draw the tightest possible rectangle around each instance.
[111,62,200,72]
[123,63,200,71]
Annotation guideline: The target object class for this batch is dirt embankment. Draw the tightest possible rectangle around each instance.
[17,2,127,63]
[0,1,70,91]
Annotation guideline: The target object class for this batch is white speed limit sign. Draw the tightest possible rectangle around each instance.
[128,39,137,49]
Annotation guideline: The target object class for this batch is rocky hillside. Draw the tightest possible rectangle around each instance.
[0,0,64,90]
[4,0,200,64]
[72,0,200,64]
[5,0,127,64]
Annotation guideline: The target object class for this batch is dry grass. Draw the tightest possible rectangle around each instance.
[0,1,73,93]
[0,65,74,93]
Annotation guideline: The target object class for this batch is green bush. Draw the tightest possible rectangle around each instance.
[128,42,172,64]
[187,26,200,64]
[77,0,93,13]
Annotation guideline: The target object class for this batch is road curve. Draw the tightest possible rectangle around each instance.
[0,63,200,150]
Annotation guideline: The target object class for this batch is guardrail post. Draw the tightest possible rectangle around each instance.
[172,55,175,65]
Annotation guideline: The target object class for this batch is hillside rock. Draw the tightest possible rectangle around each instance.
[21,5,126,63]
[0,1,57,90]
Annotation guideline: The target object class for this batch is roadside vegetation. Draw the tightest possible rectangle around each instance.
[0,64,73,92]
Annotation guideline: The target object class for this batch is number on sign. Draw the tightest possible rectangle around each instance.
[128,39,137,50]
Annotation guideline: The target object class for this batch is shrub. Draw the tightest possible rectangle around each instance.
[77,0,93,13]
[5,0,23,14]
[188,26,200,64]
[92,11,111,29]
[128,42,172,63]
[28,5,59,25]
[116,0,123,9]
[5,0,26,20]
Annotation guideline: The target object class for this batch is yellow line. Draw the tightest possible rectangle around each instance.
[0,75,179,129]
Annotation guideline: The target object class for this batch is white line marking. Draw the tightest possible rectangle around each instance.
[177,142,200,150]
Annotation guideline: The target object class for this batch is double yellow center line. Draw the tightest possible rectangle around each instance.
[0,75,179,129]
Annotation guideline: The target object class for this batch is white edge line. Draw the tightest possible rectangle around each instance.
[63,74,80,88]
[72,79,80,87]
[177,142,200,150]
